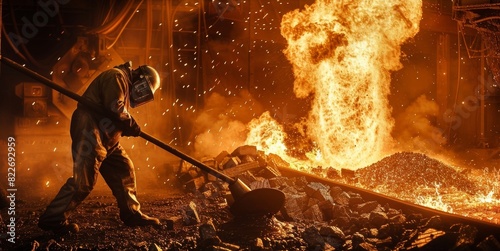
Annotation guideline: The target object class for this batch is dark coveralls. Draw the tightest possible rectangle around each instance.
[38,66,144,227]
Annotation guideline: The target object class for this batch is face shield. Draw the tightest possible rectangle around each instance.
[130,65,160,108]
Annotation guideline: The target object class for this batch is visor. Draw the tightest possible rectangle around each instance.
[130,67,155,107]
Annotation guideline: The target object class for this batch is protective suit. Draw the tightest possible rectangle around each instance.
[38,63,160,234]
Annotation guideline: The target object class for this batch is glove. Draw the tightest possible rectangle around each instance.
[121,115,141,137]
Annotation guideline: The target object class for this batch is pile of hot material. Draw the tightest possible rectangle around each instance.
[175,146,500,250]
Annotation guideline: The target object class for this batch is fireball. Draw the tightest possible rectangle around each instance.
[246,0,423,170]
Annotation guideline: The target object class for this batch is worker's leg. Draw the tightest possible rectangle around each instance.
[99,144,160,226]
[38,109,105,234]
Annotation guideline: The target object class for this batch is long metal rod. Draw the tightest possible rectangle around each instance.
[0,56,236,184]
[139,131,235,183]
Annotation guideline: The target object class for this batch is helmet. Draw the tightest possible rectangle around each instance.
[130,65,161,108]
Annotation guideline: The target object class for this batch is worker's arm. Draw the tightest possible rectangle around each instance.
[101,70,141,137]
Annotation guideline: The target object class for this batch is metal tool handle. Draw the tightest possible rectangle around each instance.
[1,56,236,184]
[140,131,235,183]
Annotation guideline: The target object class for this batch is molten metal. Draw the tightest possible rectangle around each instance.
[245,0,423,170]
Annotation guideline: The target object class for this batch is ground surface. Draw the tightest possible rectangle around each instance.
[1,187,204,250]
[1,184,307,250]
[2,151,500,250]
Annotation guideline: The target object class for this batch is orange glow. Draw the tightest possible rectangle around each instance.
[245,0,423,170]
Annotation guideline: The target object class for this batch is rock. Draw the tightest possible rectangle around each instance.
[476,235,500,251]
[355,242,378,251]
[332,191,351,206]
[352,232,366,246]
[341,168,356,179]
[319,225,345,249]
[215,151,231,168]
[234,171,257,186]
[281,193,307,220]
[184,176,206,192]
[200,219,222,246]
[30,240,40,251]
[424,215,443,229]
[183,201,201,225]
[330,186,344,197]
[290,176,309,190]
[304,182,333,203]
[318,200,335,221]
[377,224,389,237]
[369,211,389,227]
[164,216,180,230]
[303,204,324,222]
[268,176,288,189]
[368,228,378,238]
[222,157,241,170]
[373,237,393,250]
[302,226,325,247]
[148,243,163,251]
[223,161,260,177]
[356,201,380,214]
[250,179,271,189]
[348,192,364,206]
[455,224,478,248]
[231,145,258,158]
[390,214,406,225]
[258,165,282,179]
[252,238,265,250]
[217,242,241,250]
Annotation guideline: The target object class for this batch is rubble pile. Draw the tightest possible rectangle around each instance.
[175,145,284,194]
[174,146,500,250]
[356,152,478,194]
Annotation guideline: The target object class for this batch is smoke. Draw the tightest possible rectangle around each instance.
[393,94,447,153]
[192,90,265,158]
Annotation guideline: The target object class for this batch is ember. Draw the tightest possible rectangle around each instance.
[356,152,478,195]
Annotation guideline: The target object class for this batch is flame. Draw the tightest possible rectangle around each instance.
[245,111,288,158]
[477,191,497,204]
[415,183,454,213]
[245,0,422,170]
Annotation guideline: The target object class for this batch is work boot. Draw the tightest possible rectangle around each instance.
[124,213,161,227]
[38,220,79,235]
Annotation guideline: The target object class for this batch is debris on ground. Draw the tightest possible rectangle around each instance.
[2,148,499,250]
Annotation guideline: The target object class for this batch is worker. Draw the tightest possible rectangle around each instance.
[38,62,161,235]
